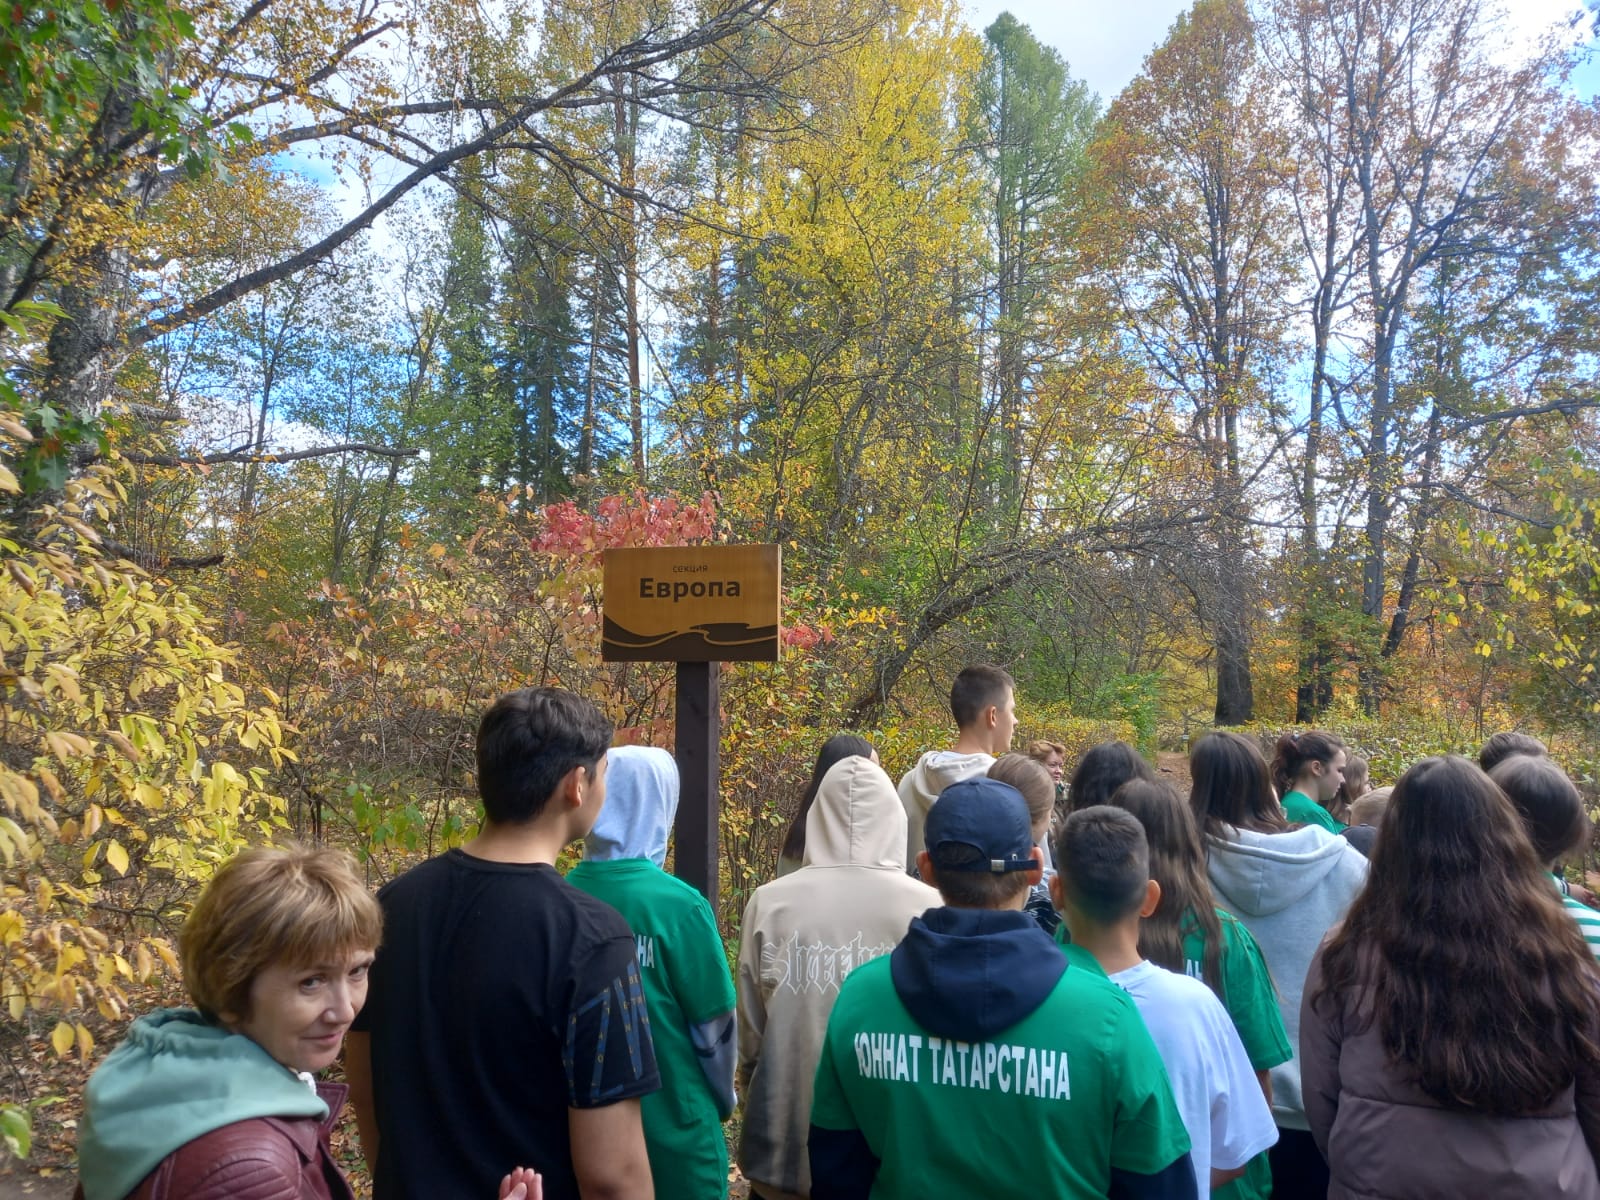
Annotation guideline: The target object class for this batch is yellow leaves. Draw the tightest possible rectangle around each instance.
[42,731,93,761]
[48,1022,93,1061]
[0,474,287,1063]
[0,773,41,823]
[0,817,29,867]
[154,940,180,974]
[7,560,36,597]
[103,730,141,762]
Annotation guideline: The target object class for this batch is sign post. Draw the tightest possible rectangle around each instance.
[602,545,781,899]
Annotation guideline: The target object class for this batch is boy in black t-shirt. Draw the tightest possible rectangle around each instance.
[347,687,658,1200]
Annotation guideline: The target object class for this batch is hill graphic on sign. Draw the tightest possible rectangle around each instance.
[603,615,779,662]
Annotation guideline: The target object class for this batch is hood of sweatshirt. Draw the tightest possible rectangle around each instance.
[77,1008,329,1200]
[1205,823,1368,917]
[802,756,910,870]
[584,745,678,865]
[889,906,1067,1042]
[899,750,996,814]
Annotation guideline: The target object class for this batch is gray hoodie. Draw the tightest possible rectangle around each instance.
[897,749,994,869]
[1205,823,1368,1131]
[584,744,677,866]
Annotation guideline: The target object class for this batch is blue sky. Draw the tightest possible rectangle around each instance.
[959,0,1599,104]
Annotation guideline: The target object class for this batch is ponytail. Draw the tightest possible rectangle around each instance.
[1270,729,1344,797]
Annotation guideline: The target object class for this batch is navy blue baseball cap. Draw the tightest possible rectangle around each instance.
[925,777,1037,873]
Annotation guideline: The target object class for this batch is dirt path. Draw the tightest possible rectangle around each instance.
[1155,751,1191,791]
[0,1172,74,1200]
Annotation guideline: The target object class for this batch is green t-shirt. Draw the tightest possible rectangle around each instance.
[1282,789,1345,833]
[1181,910,1292,1072]
[566,858,735,1200]
[811,954,1191,1198]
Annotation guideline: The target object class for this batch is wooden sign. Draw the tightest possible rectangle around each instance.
[602,544,782,662]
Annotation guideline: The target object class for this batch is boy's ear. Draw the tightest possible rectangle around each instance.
[984,704,998,729]
[1024,844,1044,885]
[559,764,585,810]
[1138,878,1160,919]
[916,850,937,887]
[1047,870,1065,912]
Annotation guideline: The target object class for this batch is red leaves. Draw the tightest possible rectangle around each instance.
[530,489,719,558]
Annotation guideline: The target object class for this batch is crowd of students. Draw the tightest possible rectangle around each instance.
[70,671,1600,1200]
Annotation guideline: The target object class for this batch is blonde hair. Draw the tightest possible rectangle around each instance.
[990,753,1055,840]
[1349,786,1392,828]
[179,845,382,1020]
[1025,739,1065,760]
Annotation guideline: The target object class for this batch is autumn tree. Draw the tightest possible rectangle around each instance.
[971,13,1097,506]
[2,0,857,497]
[1270,0,1600,711]
[1081,0,1292,722]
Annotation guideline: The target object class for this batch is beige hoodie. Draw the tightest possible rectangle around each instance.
[897,749,995,868]
[736,757,939,1199]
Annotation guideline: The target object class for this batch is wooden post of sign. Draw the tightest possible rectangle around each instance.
[601,544,780,903]
[673,661,720,898]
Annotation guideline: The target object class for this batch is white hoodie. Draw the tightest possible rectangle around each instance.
[736,757,939,1199]
[1205,824,1369,1131]
[896,749,995,868]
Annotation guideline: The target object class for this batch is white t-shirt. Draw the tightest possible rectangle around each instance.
[1110,959,1278,1190]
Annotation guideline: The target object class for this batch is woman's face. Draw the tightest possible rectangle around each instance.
[1045,751,1065,783]
[230,948,375,1073]
[1315,750,1348,803]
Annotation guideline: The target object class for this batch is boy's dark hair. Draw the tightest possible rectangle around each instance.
[475,688,613,824]
[950,665,1014,729]
[930,842,1032,909]
[1491,754,1587,865]
[1055,805,1150,924]
[1479,731,1548,774]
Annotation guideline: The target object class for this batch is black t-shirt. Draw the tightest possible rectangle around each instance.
[352,850,660,1199]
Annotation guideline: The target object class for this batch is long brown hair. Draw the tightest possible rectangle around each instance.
[1189,731,1287,838]
[1108,778,1225,994]
[1067,741,1155,813]
[1312,756,1600,1114]
[780,734,875,863]
[989,753,1055,840]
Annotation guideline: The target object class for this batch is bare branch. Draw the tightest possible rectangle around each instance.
[102,539,228,570]
[121,442,419,467]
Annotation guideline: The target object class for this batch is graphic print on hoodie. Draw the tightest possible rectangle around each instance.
[1204,823,1368,1131]
[567,746,737,1200]
[809,907,1197,1200]
[736,757,939,1200]
[897,750,995,870]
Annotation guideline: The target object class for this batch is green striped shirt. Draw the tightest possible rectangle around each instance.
[1551,875,1600,961]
